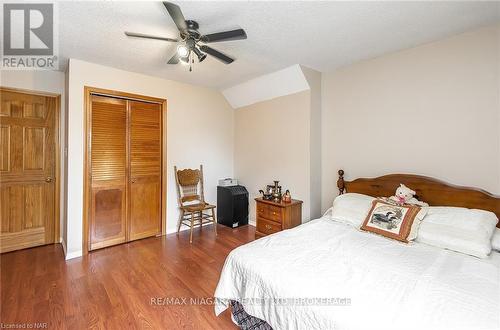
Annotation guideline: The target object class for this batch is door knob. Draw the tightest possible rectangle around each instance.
[45,177,53,183]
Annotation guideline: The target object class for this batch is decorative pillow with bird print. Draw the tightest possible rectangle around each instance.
[360,199,427,243]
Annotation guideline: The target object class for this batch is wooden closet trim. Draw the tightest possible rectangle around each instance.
[0,86,61,244]
[83,86,167,255]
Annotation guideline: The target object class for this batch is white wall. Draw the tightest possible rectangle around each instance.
[66,59,234,259]
[0,70,67,249]
[301,66,322,220]
[321,24,500,212]
[234,91,311,224]
[63,68,69,252]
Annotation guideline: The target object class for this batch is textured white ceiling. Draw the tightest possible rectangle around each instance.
[59,1,500,89]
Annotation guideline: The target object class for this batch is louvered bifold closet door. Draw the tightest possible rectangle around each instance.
[129,101,161,241]
[89,95,127,250]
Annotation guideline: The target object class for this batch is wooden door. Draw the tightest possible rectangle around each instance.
[0,90,56,253]
[89,95,127,250]
[129,101,161,240]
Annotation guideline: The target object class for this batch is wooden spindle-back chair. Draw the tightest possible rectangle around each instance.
[174,165,217,243]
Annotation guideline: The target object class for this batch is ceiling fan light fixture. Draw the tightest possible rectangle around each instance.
[193,47,207,62]
[177,45,189,58]
[179,54,190,64]
[126,2,246,71]
[198,53,207,62]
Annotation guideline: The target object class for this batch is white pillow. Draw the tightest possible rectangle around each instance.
[492,228,500,252]
[331,193,374,227]
[416,207,499,258]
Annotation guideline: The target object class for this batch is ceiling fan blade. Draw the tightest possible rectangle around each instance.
[163,2,188,33]
[125,32,178,42]
[201,29,247,43]
[167,53,180,64]
[200,45,234,64]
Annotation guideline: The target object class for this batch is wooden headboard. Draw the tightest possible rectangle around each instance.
[336,170,500,228]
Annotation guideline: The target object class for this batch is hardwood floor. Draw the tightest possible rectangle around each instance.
[1,224,255,329]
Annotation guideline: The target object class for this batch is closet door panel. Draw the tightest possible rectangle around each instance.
[129,101,161,240]
[90,184,126,249]
[89,95,127,250]
[130,178,160,240]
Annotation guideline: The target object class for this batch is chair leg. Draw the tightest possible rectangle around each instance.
[177,209,184,235]
[199,211,203,229]
[211,208,217,236]
[189,213,194,243]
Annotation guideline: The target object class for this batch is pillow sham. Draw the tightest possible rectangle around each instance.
[492,228,500,252]
[360,199,426,243]
[330,193,374,227]
[416,207,499,258]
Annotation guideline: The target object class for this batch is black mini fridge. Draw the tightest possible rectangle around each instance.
[217,185,248,228]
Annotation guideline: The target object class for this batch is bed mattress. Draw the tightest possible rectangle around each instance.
[214,217,500,330]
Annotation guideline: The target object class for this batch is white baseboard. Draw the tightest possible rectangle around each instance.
[65,250,82,260]
[68,220,253,257]
[61,237,83,260]
[61,239,67,256]
[63,242,82,260]
[167,221,256,234]
[166,222,214,235]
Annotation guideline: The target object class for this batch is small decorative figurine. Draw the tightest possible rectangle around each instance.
[282,190,291,203]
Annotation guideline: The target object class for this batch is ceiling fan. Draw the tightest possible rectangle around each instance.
[125,1,247,71]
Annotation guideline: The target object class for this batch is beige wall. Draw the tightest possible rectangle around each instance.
[1,70,68,250]
[301,66,322,220]
[321,24,500,212]
[66,59,234,259]
[234,91,311,223]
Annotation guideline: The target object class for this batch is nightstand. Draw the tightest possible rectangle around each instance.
[255,198,302,238]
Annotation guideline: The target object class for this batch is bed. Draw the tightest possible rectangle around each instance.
[214,171,500,330]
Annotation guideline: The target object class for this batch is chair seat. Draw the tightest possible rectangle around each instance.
[181,203,216,212]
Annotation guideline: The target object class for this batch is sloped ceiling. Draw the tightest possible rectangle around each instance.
[222,65,310,109]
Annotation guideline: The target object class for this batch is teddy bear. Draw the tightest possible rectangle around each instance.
[389,184,428,207]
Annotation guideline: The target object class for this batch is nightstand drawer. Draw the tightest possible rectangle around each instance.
[257,203,267,218]
[257,217,281,235]
[266,204,282,222]
[256,203,282,223]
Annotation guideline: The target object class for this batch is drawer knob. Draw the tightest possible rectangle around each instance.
[265,225,271,230]
[273,212,277,215]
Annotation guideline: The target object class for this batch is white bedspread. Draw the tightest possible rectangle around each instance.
[214,217,500,330]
